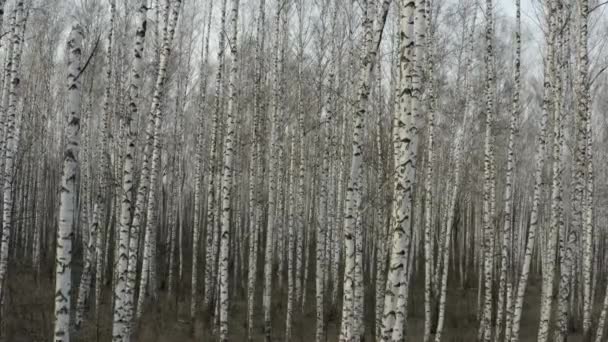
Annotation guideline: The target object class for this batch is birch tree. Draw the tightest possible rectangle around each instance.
[112,2,148,340]
[262,1,285,340]
[247,0,264,338]
[217,0,240,339]
[479,0,495,340]
[135,0,182,321]
[555,0,588,339]
[381,0,419,339]
[0,0,24,310]
[496,1,520,340]
[509,2,553,340]
[53,22,83,342]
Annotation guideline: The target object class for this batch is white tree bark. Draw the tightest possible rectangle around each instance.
[53,22,83,342]
[191,0,213,323]
[203,0,228,311]
[381,0,419,339]
[336,2,390,341]
[422,4,436,342]
[0,0,23,310]
[135,0,181,321]
[247,0,264,337]
[75,203,99,329]
[580,0,593,337]
[285,128,296,341]
[111,2,147,340]
[509,15,552,342]
[218,0,240,339]
[262,1,284,340]
[537,2,561,340]
[480,1,495,340]
[95,0,116,321]
[555,0,587,340]
[495,1,520,341]
[422,90,434,342]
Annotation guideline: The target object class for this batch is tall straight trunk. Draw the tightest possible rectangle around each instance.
[53,23,83,342]
[0,0,7,186]
[203,0,228,311]
[0,0,22,312]
[316,71,333,342]
[218,0,239,339]
[496,1,520,341]
[295,0,306,309]
[111,2,148,340]
[80,119,91,251]
[537,1,561,340]
[480,0,495,340]
[75,201,99,329]
[375,51,389,339]
[582,111,594,337]
[422,77,435,342]
[247,0,264,338]
[76,3,117,320]
[126,0,175,318]
[285,130,296,341]
[337,2,390,341]
[191,0,214,323]
[262,1,284,340]
[580,0,593,337]
[95,0,116,321]
[434,109,471,342]
[194,15,210,323]
[381,0,419,339]
[421,0,436,336]
[339,0,373,338]
[555,0,588,339]
[509,10,552,342]
[33,165,42,279]
[167,160,180,297]
[135,0,182,321]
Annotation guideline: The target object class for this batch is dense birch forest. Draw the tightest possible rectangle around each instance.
[0,0,608,341]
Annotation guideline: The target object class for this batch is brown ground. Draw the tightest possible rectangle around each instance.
[0,259,587,341]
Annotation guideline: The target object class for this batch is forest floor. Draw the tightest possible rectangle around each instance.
[0,259,586,341]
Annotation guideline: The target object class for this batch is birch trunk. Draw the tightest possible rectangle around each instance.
[95,0,116,321]
[537,1,561,340]
[135,0,181,321]
[422,3,436,342]
[53,23,83,342]
[339,0,373,338]
[555,0,587,339]
[218,0,240,339]
[581,0,593,337]
[422,82,434,342]
[285,129,296,341]
[262,2,284,340]
[0,0,23,311]
[381,0,418,339]
[295,0,306,308]
[191,0,214,324]
[496,1,520,340]
[480,1,495,340]
[203,0,228,311]
[509,12,552,342]
[111,2,147,340]
[75,202,99,329]
[247,0,264,337]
